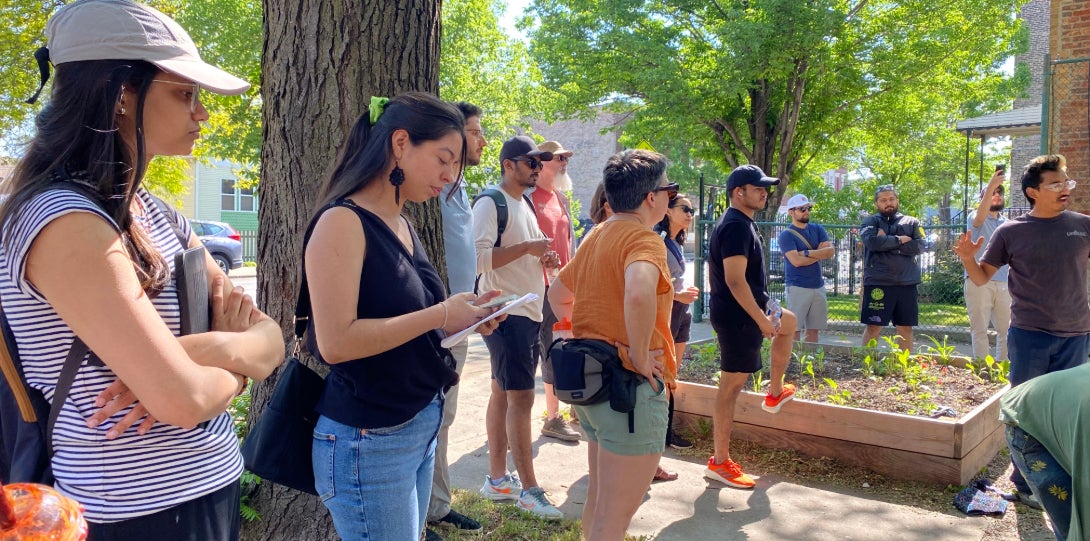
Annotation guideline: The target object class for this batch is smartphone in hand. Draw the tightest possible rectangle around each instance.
[478,294,519,309]
[995,163,1006,173]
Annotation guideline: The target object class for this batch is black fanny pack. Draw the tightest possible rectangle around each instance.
[549,338,657,433]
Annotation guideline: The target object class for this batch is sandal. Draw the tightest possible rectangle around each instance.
[653,466,679,482]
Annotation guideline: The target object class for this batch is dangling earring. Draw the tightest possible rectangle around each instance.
[118,105,126,116]
[117,87,126,116]
[389,162,405,204]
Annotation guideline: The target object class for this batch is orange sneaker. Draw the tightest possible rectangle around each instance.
[762,383,796,413]
[704,456,755,489]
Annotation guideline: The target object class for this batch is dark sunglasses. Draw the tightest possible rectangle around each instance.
[672,204,696,215]
[510,156,543,170]
[654,182,680,199]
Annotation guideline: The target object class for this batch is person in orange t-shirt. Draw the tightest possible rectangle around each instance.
[548,149,675,541]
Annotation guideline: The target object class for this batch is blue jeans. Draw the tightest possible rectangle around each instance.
[1007,327,1090,387]
[1006,327,1089,493]
[313,394,443,541]
[1007,426,1071,541]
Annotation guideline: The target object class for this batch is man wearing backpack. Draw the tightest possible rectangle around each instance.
[777,194,834,343]
[473,135,563,519]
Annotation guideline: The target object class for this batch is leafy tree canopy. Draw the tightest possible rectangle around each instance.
[525,0,1028,211]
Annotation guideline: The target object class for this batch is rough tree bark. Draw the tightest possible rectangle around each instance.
[243,2,442,540]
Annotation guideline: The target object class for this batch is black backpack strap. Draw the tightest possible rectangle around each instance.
[149,195,191,249]
[44,338,89,456]
[472,189,508,248]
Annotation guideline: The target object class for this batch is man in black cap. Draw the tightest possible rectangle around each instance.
[859,184,924,352]
[472,135,563,519]
[704,165,798,489]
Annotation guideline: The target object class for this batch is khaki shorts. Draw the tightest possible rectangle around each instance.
[786,285,828,331]
[574,381,668,456]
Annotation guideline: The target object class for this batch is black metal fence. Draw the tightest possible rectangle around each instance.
[693,217,976,335]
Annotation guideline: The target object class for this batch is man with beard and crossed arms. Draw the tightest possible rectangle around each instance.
[859,184,924,353]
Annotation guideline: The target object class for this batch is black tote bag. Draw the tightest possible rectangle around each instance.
[240,355,323,494]
[240,211,326,494]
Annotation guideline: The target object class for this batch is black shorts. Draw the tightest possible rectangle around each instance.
[670,301,692,343]
[88,480,240,541]
[482,315,541,391]
[538,290,557,385]
[713,321,764,374]
[860,284,919,327]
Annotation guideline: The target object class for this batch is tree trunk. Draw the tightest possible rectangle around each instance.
[244,2,441,540]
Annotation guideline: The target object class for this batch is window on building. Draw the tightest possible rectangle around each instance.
[220,178,258,212]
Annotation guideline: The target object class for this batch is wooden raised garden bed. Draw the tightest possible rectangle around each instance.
[672,346,1009,486]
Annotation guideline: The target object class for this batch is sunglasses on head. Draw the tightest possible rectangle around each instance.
[510,156,543,170]
[654,182,680,200]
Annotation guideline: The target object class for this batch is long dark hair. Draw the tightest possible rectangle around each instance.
[0,59,169,294]
[655,196,690,244]
[315,92,466,213]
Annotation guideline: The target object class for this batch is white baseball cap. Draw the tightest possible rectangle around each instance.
[785,194,814,210]
[44,0,250,95]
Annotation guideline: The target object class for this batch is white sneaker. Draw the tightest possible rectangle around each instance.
[479,473,522,501]
[516,486,563,520]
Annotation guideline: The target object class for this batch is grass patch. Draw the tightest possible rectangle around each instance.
[826,295,968,327]
[432,490,648,540]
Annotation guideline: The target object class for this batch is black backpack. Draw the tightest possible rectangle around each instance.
[471,188,536,248]
[0,183,190,485]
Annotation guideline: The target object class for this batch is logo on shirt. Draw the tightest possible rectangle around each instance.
[1067,230,1088,237]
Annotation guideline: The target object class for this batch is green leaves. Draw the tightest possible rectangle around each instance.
[525,0,1026,209]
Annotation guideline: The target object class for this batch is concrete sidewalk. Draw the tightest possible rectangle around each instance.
[444,327,993,540]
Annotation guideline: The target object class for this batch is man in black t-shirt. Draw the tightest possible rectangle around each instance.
[704,165,798,490]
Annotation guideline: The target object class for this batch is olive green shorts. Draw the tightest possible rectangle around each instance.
[574,381,668,456]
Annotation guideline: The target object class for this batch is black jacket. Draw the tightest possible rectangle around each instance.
[860,212,924,286]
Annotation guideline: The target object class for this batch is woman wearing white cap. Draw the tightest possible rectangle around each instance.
[0,1,282,539]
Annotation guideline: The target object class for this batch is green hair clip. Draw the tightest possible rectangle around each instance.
[369,96,390,126]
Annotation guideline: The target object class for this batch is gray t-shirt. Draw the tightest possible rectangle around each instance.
[967,210,1008,282]
[981,210,1090,335]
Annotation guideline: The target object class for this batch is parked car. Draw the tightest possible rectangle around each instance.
[190,219,243,274]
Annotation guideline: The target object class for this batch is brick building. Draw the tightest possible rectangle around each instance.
[528,110,626,221]
[1048,0,1090,213]
[1011,0,1051,208]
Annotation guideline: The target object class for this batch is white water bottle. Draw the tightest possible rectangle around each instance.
[553,317,574,340]
[766,299,782,332]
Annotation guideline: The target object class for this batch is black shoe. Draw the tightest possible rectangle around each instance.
[424,528,444,541]
[436,509,482,531]
[668,433,693,450]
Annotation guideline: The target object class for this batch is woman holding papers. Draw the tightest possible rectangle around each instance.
[0,1,282,538]
[303,93,501,541]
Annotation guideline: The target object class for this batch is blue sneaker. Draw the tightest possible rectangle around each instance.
[479,473,522,501]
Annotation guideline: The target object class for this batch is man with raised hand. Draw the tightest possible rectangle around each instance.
[957,154,1090,509]
[963,170,1011,363]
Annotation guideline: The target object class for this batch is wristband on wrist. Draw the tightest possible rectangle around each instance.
[438,301,449,329]
[804,249,810,258]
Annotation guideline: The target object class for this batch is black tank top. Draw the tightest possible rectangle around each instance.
[310,200,458,429]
